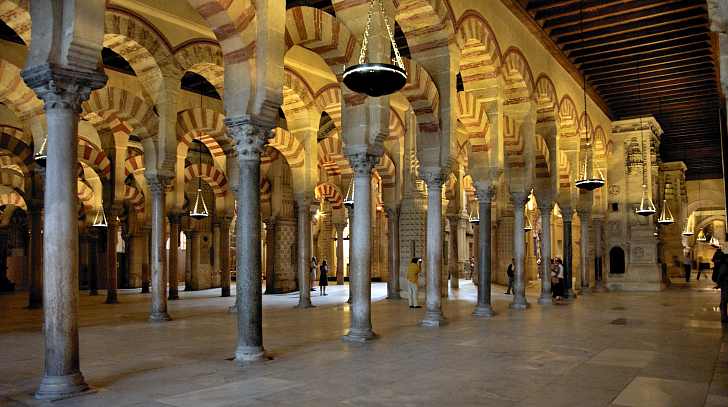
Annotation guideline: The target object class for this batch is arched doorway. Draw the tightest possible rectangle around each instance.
[610,247,625,274]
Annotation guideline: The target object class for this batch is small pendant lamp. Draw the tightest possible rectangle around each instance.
[657,199,674,225]
[189,143,209,220]
[34,136,47,167]
[92,205,108,228]
[342,0,407,97]
[697,229,707,242]
[636,184,656,216]
[681,217,695,236]
[343,177,354,209]
[468,202,480,224]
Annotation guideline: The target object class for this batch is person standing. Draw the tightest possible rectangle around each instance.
[406,258,422,308]
[505,258,515,295]
[468,257,475,280]
[712,248,724,283]
[319,259,329,296]
[714,252,728,323]
[551,258,565,302]
[684,255,692,282]
[310,256,318,291]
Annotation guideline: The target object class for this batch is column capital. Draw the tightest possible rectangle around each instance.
[21,63,106,112]
[474,183,496,202]
[540,200,555,213]
[333,222,347,232]
[561,206,574,221]
[225,116,274,162]
[145,174,173,195]
[510,191,529,207]
[576,207,592,219]
[420,167,446,188]
[346,152,379,177]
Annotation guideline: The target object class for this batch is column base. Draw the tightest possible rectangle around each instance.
[537,294,553,305]
[294,299,315,309]
[472,304,495,318]
[35,372,93,401]
[234,345,266,364]
[509,298,530,310]
[342,328,377,343]
[149,312,171,322]
[420,310,447,327]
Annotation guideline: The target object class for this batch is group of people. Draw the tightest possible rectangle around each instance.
[309,257,329,296]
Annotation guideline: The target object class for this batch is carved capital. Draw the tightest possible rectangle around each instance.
[510,191,529,208]
[145,174,173,195]
[474,183,496,202]
[225,117,274,163]
[21,63,106,112]
[346,152,379,177]
[420,168,446,188]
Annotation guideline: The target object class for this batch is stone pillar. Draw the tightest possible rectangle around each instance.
[212,221,221,287]
[510,192,529,310]
[593,218,607,291]
[189,230,201,290]
[27,201,43,308]
[421,170,447,326]
[146,176,171,321]
[562,207,575,299]
[263,218,276,294]
[88,235,99,296]
[447,216,459,290]
[346,207,354,304]
[295,197,313,308]
[105,208,121,304]
[538,202,554,305]
[335,222,346,285]
[22,64,106,400]
[385,207,401,299]
[141,227,150,293]
[168,214,181,300]
[578,209,592,294]
[342,153,378,341]
[473,186,495,317]
[226,118,271,363]
[220,218,231,297]
[184,230,192,291]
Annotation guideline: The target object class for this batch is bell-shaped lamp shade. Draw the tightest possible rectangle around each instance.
[34,136,47,167]
[92,206,108,228]
[469,203,480,224]
[575,160,605,191]
[696,229,707,242]
[657,199,674,225]
[635,184,656,216]
[682,216,695,236]
[190,188,209,220]
[343,178,354,209]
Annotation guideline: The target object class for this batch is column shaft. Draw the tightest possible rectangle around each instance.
[148,180,171,321]
[538,204,553,305]
[594,219,607,291]
[220,220,231,297]
[295,201,313,308]
[190,231,200,290]
[28,206,43,308]
[579,210,592,293]
[473,192,495,316]
[335,224,345,285]
[510,193,529,310]
[421,172,446,326]
[105,216,119,304]
[168,216,180,300]
[563,210,574,299]
[386,209,401,299]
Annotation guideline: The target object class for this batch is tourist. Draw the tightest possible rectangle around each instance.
[684,255,692,282]
[552,258,565,302]
[310,256,317,291]
[406,258,421,308]
[711,248,724,283]
[714,252,728,323]
[469,257,475,280]
[505,258,515,294]
[319,260,329,296]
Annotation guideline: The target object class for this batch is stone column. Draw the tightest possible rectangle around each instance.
[385,207,401,299]
[88,235,99,296]
[27,201,43,308]
[184,229,192,291]
[168,214,181,300]
[473,186,495,317]
[105,208,121,304]
[295,197,313,308]
[146,176,171,321]
[263,218,275,294]
[421,170,447,326]
[343,153,378,341]
[220,218,231,297]
[189,230,200,290]
[141,227,150,293]
[538,202,554,305]
[593,218,607,291]
[335,222,346,285]
[562,207,575,299]
[346,207,354,304]
[448,216,459,289]
[22,64,106,400]
[578,208,592,294]
[510,192,529,310]
[226,118,272,363]
[212,221,221,287]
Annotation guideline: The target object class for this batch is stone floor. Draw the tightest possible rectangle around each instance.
[1,279,728,406]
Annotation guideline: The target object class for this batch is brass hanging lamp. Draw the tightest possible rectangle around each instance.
[682,214,695,236]
[92,205,108,228]
[657,199,674,225]
[34,135,47,167]
[343,177,354,209]
[342,0,407,97]
[697,229,707,242]
[634,55,656,217]
[189,142,209,220]
[468,201,480,224]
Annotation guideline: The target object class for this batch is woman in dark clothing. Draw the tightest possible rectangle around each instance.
[319,260,329,296]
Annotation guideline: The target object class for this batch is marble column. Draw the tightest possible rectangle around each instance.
[88,237,98,296]
[146,176,171,321]
[189,231,200,290]
[295,197,313,308]
[538,202,554,305]
[562,207,575,299]
[343,153,378,341]
[105,209,121,304]
[263,218,275,294]
[578,209,592,294]
[473,186,495,317]
[27,201,43,308]
[448,216,459,290]
[593,219,607,292]
[168,214,181,300]
[22,64,106,400]
[184,230,192,291]
[220,218,231,297]
[510,192,529,310]
[141,227,150,293]
[385,207,401,299]
[346,207,354,304]
[213,221,221,287]
[421,170,447,326]
[335,222,346,285]
[227,118,271,363]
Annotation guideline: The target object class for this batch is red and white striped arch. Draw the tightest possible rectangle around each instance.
[534,135,551,179]
[187,0,257,64]
[0,1,30,45]
[285,6,359,68]
[456,91,489,153]
[0,190,25,209]
[558,151,572,190]
[124,154,145,177]
[184,163,228,198]
[455,10,501,92]
[375,153,396,190]
[314,182,343,209]
[0,167,23,192]
[177,107,230,158]
[401,58,440,137]
[124,184,145,213]
[535,74,559,117]
[0,59,42,116]
[78,138,111,179]
[269,128,305,169]
[502,47,535,104]
[395,0,454,55]
[82,87,159,139]
[315,84,342,130]
[0,129,32,174]
[175,40,225,97]
[283,68,318,131]
[503,114,525,169]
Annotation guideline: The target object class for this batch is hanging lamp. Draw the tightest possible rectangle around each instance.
[343,177,354,209]
[34,136,47,167]
[682,215,695,236]
[574,1,604,192]
[657,199,674,225]
[634,55,656,217]
[342,0,407,97]
[468,201,480,224]
[189,142,209,220]
[697,229,707,242]
[92,205,108,228]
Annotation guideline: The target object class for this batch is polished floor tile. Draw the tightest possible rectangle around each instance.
[612,376,709,407]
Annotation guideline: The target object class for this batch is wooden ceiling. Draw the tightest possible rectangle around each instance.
[518,0,723,180]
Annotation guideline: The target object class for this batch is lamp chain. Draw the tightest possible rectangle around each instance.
[357,0,404,69]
